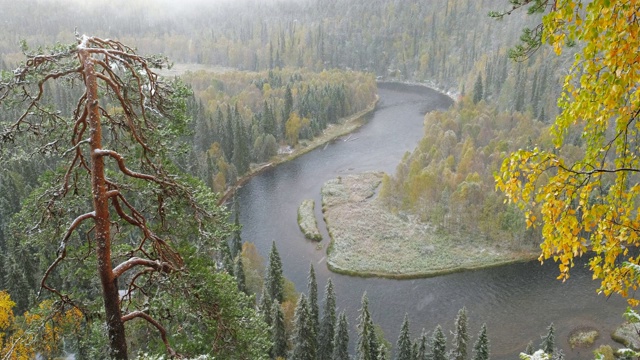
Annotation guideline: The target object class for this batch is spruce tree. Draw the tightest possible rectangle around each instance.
[265,241,284,303]
[540,323,555,355]
[525,341,534,355]
[473,74,483,104]
[357,293,379,360]
[395,314,412,360]
[377,343,388,360]
[417,330,428,360]
[259,287,273,328]
[271,300,287,359]
[290,294,316,360]
[230,197,242,259]
[318,278,337,360]
[308,263,319,353]
[219,240,234,275]
[234,255,247,295]
[284,84,294,124]
[232,107,250,175]
[449,307,469,360]
[333,311,350,360]
[552,349,565,360]
[430,325,447,360]
[472,323,489,360]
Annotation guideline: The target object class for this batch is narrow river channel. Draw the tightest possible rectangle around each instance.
[236,82,627,359]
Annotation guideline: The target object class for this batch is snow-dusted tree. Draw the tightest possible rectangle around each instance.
[271,299,287,359]
[333,311,350,360]
[259,287,273,328]
[230,196,242,259]
[430,325,447,360]
[378,343,389,360]
[234,255,247,294]
[417,330,428,360]
[219,239,234,274]
[290,294,316,360]
[395,314,412,360]
[472,323,489,360]
[540,323,555,355]
[525,341,534,355]
[0,35,227,358]
[449,307,469,360]
[308,263,319,353]
[265,241,284,303]
[357,292,379,360]
[318,278,337,359]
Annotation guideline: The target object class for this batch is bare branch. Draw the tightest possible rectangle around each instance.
[94,148,164,183]
[121,311,178,357]
[40,211,95,297]
[112,257,175,279]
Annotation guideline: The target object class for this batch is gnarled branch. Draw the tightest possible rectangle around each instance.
[121,311,177,358]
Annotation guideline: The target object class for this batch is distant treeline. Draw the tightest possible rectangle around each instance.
[0,0,570,121]
[182,68,377,192]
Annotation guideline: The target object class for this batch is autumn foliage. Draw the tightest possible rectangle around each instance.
[496,0,640,304]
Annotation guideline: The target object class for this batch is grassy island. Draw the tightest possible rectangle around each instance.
[321,172,537,278]
[298,199,322,241]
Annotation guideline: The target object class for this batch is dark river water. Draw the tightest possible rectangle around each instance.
[236,83,627,359]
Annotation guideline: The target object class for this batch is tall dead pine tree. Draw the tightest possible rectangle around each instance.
[0,35,207,358]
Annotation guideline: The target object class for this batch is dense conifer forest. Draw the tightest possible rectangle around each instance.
[1,0,635,358]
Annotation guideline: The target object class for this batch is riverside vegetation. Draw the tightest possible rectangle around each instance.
[320,99,550,278]
[297,199,322,241]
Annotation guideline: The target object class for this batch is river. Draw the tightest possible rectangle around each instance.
[236,82,627,359]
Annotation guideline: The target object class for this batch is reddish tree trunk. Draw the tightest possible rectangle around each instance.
[81,49,128,359]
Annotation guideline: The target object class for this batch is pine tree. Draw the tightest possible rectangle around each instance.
[219,240,234,275]
[378,343,388,360]
[417,330,428,360]
[265,241,284,303]
[552,349,565,360]
[284,84,294,124]
[449,307,468,360]
[263,101,277,138]
[525,341,534,355]
[259,287,273,328]
[308,263,319,353]
[540,323,555,355]
[333,311,350,360]
[232,106,250,175]
[357,293,379,360]
[395,314,412,360]
[318,278,337,360]
[230,197,242,259]
[473,74,483,104]
[271,300,287,359]
[472,323,489,360]
[430,325,447,360]
[234,255,247,295]
[290,294,316,360]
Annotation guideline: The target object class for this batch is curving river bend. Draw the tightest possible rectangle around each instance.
[236,82,626,359]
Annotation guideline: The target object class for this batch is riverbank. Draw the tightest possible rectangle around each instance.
[217,96,379,205]
[321,172,538,279]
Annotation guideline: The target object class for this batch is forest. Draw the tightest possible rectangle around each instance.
[0,0,638,359]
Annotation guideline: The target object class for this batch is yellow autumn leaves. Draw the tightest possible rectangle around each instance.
[497,0,640,305]
[0,291,83,359]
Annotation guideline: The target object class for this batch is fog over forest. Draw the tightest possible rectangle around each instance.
[2,0,625,359]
